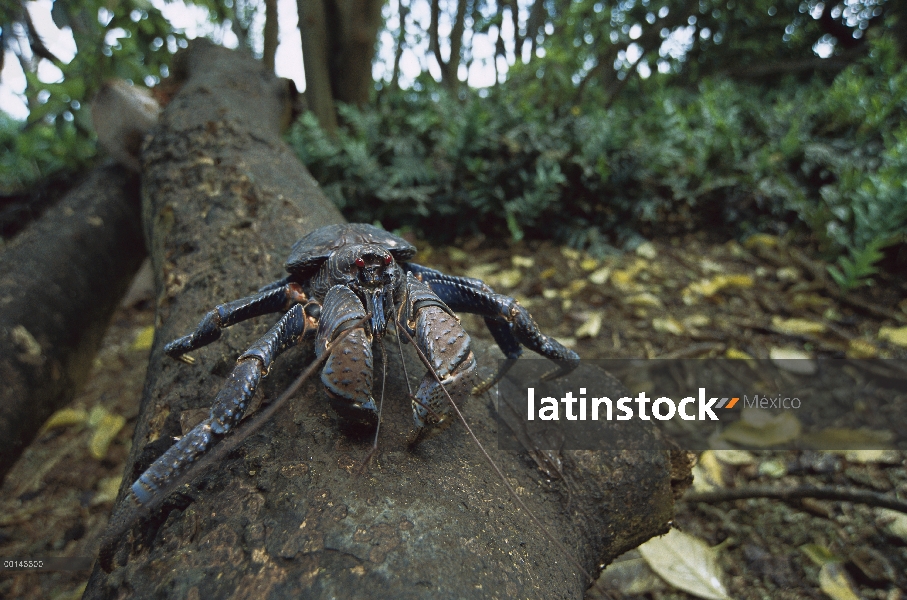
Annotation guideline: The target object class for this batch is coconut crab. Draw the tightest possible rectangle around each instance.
[130,223,579,506]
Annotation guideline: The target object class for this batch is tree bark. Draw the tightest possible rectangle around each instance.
[84,40,682,599]
[0,165,145,483]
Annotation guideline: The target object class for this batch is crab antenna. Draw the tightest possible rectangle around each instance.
[389,295,414,399]
[393,321,594,584]
[357,338,387,475]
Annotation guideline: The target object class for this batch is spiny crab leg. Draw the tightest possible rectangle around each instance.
[393,320,594,584]
[99,314,371,572]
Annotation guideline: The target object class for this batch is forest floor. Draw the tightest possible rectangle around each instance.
[1,232,906,600]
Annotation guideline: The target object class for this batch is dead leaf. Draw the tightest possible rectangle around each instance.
[847,339,878,359]
[652,317,684,335]
[511,256,534,268]
[626,293,663,307]
[576,313,603,339]
[580,258,599,271]
[879,326,907,347]
[772,316,826,335]
[43,408,89,430]
[801,428,894,450]
[588,266,612,285]
[721,410,802,447]
[635,242,657,259]
[712,449,755,465]
[691,451,724,491]
[769,347,817,374]
[876,508,907,541]
[743,234,779,249]
[638,529,730,600]
[132,325,155,351]
[89,412,126,460]
[594,557,663,595]
[800,543,841,566]
[818,562,861,600]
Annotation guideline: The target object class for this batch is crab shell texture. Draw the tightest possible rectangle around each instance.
[285,223,417,277]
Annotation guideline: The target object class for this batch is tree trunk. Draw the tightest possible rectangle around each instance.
[84,41,682,599]
[0,165,145,483]
[297,0,384,133]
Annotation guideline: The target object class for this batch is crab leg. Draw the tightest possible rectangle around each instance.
[396,274,476,429]
[164,279,307,359]
[314,285,377,427]
[403,263,578,393]
[131,304,307,505]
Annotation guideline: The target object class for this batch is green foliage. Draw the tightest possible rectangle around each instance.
[827,235,888,290]
[289,34,906,283]
[0,1,198,193]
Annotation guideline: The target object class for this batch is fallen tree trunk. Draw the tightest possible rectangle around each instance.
[0,165,144,482]
[85,40,682,598]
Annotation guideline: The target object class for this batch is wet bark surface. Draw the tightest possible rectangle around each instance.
[0,165,144,482]
[84,40,679,599]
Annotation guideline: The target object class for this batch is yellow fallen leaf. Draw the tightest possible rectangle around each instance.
[769,347,816,374]
[491,268,522,288]
[684,314,711,328]
[682,274,753,301]
[611,269,639,292]
[846,339,878,359]
[575,313,603,339]
[712,450,755,465]
[725,348,755,360]
[879,326,907,347]
[635,242,657,259]
[841,449,901,464]
[638,529,730,600]
[132,325,156,351]
[691,451,724,491]
[776,266,800,281]
[588,266,612,285]
[772,316,826,335]
[877,508,907,541]
[800,543,841,566]
[757,459,787,477]
[447,247,468,262]
[721,410,802,447]
[560,247,581,260]
[801,428,893,450]
[625,293,663,307]
[511,256,534,268]
[743,234,779,249]
[791,293,832,309]
[89,412,126,460]
[818,562,861,600]
[580,258,599,271]
[595,557,663,595]
[539,267,557,279]
[91,476,123,506]
[43,408,88,430]
[652,317,684,335]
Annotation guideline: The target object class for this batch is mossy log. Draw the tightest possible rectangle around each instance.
[85,40,683,599]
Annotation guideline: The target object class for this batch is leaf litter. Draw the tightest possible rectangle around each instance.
[3,234,907,600]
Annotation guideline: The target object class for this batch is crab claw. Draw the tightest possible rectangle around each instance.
[411,306,476,429]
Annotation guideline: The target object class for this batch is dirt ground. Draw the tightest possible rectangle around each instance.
[1,232,905,600]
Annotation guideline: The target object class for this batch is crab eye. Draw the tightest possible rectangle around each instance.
[355,257,365,267]
[384,255,392,265]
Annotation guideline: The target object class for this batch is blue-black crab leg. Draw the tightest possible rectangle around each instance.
[132,303,308,505]
[403,263,579,393]
[164,278,308,360]
[393,322,594,584]
[99,314,370,573]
